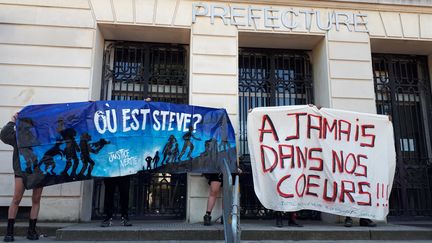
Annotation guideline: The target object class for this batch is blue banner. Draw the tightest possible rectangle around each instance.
[16,101,237,189]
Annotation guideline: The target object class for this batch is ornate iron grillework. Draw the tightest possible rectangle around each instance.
[93,41,188,219]
[101,42,188,103]
[238,48,314,219]
[373,54,432,217]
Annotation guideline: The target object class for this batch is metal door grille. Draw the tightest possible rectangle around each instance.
[238,48,314,218]
[93,42,188,219]
[373,54,432,217]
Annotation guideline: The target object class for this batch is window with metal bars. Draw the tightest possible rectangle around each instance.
[101,42,188,103]
[238,48,314,219]
[373,54,432,217]
[93,41,188,219]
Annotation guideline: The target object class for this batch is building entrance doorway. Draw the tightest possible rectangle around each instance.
[92,41,189,219]
[373,54,432,218]
[238,48,318,219]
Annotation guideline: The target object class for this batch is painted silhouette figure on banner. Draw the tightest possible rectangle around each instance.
[218,116,230,152]
[169,143,179,163]
[38,139,64,175]
[152,151,160,169]
[78,133,110,178]
[145,156,153,170]
[161,135,177,165]
[178,126,201,161]
[57,116,81,178]
[18,118,39,174]
[202,138,218,160]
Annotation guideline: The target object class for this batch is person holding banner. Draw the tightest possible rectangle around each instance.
[100,97,151,227]
[247,105,395,228]
[1,113,43,241]
[100,175,132,227]
[203,166,242,226]
[203,173,223,226]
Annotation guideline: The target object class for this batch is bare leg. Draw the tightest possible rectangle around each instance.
[206,181,221,213]
[8,177,25,219]
[30,187,43,219]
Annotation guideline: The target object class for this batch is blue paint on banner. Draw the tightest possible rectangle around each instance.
[16,101,236,189]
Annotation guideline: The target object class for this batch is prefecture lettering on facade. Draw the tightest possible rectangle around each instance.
[192,3,368,32]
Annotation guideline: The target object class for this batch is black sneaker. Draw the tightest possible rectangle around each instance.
[344,217,353,227]
[3,234,14,242]
[359,218,376,227]
[288,220,303,227]
[100,218,113,227]
[203,214,211,226]
[120,217,132,227]
[26,229,39,241]
[275,215,283,228]
[26,219,38,241]
[4,222,14,242]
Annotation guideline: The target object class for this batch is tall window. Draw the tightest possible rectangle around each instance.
[101,42,188,103]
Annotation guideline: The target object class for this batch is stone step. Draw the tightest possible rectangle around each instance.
[54,220,432,241]
[0,222,72,238]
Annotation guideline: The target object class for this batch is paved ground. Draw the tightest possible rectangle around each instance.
[4,237,432,243]
[2,220,432,241]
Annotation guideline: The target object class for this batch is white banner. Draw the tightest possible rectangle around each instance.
[247,105,396,220]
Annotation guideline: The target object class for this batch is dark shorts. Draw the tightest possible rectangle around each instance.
[203,173,223,186]
[14,174,23,178]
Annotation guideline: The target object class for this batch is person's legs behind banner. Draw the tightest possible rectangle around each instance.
[344,216,376,227]
[275,211,303,228]
[203,173,222,226]
[1,114,45,242]
[101,176,132,227]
